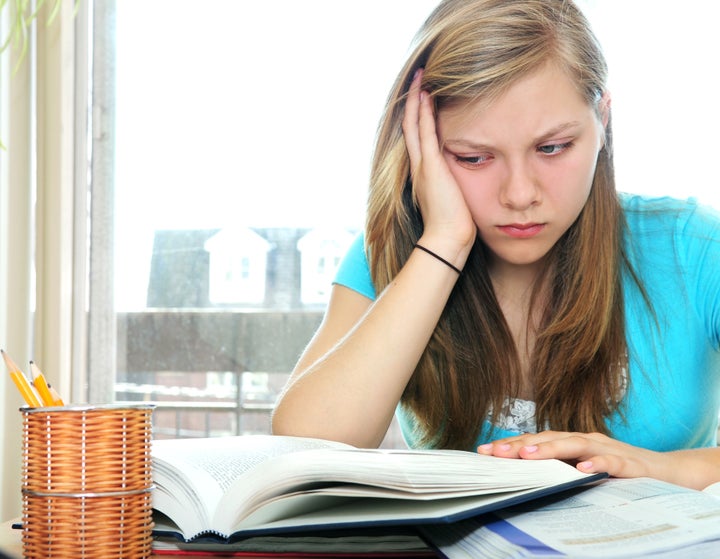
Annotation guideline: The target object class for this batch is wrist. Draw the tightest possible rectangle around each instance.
[415,234,473,273]
[414,244,462,274]
[663,449,720,490]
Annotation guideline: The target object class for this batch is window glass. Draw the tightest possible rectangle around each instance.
[115,1,439,312]
[113,0,438,444]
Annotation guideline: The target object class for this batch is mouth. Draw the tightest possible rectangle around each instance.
[497,223,545,239]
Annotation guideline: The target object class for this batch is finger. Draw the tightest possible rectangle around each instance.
[515,434,611,461]
[477,435,538,457]
[480,432,608,459]
[417,85,441,162]
[402,69,423,168]
[477,431,581,457]
[482,430,575,447]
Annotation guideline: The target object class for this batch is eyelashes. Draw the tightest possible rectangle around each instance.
[451,141,574,169]
[537,141,574,155]
[455,154,492,166]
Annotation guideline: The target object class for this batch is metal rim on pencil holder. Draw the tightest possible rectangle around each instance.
[20,402,157,413]
[22,485,155,499]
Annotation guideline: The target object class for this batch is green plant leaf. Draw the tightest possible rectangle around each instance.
[0,0,73,69]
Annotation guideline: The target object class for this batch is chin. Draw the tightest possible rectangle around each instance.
[486,242,553,270]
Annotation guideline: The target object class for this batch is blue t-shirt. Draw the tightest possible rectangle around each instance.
[333,195,720,452]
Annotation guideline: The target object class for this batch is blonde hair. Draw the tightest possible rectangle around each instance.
[366,0,629,449]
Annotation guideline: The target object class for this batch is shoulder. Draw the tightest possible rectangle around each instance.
[620,193,720,316]
[621,192,720,241]
[332,232,377,300]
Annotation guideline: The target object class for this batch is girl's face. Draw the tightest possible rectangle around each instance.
[436,63,608,278]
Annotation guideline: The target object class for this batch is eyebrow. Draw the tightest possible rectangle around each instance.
[442,121,583,151]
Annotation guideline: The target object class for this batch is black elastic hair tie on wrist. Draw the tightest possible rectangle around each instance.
[414,244,462,274]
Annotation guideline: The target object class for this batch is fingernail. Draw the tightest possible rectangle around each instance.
[523,445,538,454]
[499,443,511,451]
[578,461,593,471]
[478,444,492,453]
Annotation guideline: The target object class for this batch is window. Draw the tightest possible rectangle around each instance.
[101,1,440,445]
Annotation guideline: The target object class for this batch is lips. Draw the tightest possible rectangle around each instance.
[497,223,545,239]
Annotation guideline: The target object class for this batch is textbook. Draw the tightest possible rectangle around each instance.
[150,435,604,545]
[423,477,720,558]
[152,524,437,556]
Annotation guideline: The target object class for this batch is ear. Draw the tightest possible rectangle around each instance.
[596,91,611,150]
[598,91,611,129]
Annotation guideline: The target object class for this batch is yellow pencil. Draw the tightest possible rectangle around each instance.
[29,361,56,407]
[1,348,20,373]
[48,384,65,406]
[10,371,42,407]
[3,350,42,407]
[30,360,65,405]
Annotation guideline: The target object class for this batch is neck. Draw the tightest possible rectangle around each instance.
[489,258,548,304]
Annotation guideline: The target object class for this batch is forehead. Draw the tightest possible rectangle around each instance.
[436,63,594,140]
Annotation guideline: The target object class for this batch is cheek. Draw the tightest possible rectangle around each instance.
[574,154,599,200]
[453,172,497,221]
[546,153,597,205]
[445,159,498,217]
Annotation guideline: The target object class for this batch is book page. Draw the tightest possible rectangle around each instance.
[500,478,720,556]
[703,480,720,497]
[152,435,353,539]
[221,447,594,531]
[236,483,592,531]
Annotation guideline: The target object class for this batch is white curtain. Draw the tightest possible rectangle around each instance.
[0,0,87,521]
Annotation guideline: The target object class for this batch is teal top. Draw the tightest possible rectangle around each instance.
[333,195,720,451]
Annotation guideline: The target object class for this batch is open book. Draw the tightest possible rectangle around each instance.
[150,435,604,545]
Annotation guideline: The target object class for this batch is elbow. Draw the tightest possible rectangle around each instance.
[271,385,389,448]
[270,406,295,437]
[270,386,330,439]
[270,398,297,437]
[270,383,311,437]
[271,398,318,439]
[271,402,381,448]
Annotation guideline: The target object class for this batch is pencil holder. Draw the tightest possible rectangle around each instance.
[21,404,155,559]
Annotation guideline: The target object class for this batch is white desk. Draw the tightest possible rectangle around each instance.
[0,522,20,559]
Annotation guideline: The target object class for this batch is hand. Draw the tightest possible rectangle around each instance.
[402,69,476,254]
[478,430,667,482]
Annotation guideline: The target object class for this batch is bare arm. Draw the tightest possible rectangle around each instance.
[271,255,463,447]
[272,70,476,447]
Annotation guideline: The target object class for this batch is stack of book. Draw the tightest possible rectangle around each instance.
[149,435,720,558]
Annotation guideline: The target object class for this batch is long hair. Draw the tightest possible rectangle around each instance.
[366,0,629,449]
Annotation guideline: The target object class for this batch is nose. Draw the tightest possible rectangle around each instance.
[499,162,540,210]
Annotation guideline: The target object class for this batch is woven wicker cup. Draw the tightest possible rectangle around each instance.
[21,404,155,559]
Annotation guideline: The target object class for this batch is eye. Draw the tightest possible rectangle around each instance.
[453,153,493,169]
[537,141,573,156]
